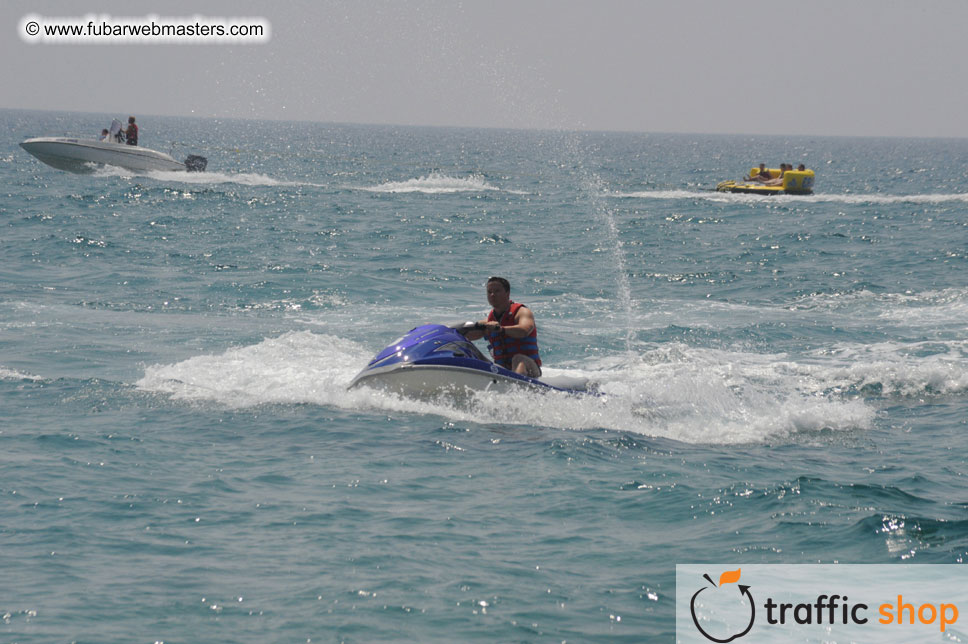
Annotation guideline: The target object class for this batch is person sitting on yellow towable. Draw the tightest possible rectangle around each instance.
[744,163,771,183]
[763,163,789,186]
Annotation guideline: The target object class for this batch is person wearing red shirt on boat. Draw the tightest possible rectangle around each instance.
[125,116,139,146]
[465,276,542,378]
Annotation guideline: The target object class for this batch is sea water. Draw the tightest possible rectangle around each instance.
[2,109,967,642]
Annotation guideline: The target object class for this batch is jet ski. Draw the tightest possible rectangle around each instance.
[348,322,591,398]
[20,137,207,174]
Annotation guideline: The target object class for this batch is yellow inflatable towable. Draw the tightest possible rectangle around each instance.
[717,167,815,195]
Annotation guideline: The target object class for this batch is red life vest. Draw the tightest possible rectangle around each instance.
[485,301,541,368]
[126,123,138,146]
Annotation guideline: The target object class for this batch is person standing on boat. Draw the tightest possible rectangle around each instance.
[465,276,542,378]
[125,116,138,146]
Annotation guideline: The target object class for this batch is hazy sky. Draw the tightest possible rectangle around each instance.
[4,0,968,137]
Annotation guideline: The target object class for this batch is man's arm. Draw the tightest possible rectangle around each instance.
[500,306,535,338]
[466,307,534,340]
[464,323,486,341]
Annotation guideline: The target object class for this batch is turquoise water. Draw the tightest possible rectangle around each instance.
[3,109,968,642]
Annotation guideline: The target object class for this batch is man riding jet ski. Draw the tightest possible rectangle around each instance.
[462,276,542,378]
[348,277,589,398]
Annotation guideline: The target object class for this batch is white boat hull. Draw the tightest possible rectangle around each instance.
[20,137,186,173]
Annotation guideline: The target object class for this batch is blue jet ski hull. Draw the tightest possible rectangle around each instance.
[348,323,589,398]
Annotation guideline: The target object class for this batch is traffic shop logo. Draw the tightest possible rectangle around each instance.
[690,569,755,643]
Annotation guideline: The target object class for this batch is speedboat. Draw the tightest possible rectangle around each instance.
[20,137,207,174]
[348,322,591,398]
[717,167,814,195]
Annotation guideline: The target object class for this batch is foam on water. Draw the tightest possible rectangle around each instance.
[93,166,320,187]
[134,277,968,443]
[609,189,708,200]
[790,287,968,323]
[622,287,968,336]
[135,330,882,445]
[0,366,43,382]
[803,340,968,398]
[358,172,512,194]
[794,192,968,205]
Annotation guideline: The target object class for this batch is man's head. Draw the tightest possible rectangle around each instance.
[128,116,136,124]
[486,276,511,311]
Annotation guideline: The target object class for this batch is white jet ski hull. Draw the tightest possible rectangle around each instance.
[350,363,588,399]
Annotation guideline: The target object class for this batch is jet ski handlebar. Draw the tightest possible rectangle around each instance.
[452,320,487,335]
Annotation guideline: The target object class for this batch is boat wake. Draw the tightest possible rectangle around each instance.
[132,280,968,444]
[93,166,325,187]
[609,189,968,205]
[0,366,44,382]
[135,329,968,444]
[357,172,525,194]
[789,287,968,325]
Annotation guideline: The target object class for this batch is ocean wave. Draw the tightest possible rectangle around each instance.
[358,173,517,194]
[609,189,968,205]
